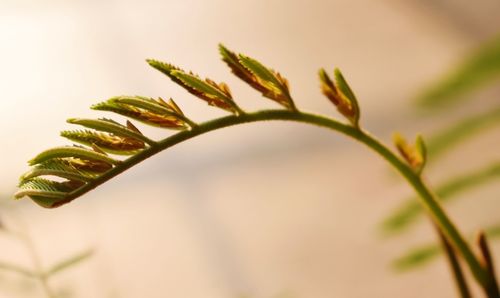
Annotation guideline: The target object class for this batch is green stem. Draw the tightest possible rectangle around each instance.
[67,109,489,288]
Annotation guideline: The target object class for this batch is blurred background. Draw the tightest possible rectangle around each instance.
[0,0,499,297]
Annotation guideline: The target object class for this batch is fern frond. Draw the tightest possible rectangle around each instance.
[146,59,242,114]
[61,129,145,155]
[14,45,495,293]
[219,44,295,110]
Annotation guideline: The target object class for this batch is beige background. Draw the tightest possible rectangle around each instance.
[0,0,499,297]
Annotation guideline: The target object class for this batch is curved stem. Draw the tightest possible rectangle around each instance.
[67,109,489,288]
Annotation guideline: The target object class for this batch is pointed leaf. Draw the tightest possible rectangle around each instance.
[415,135,427,174]
[61,129,145,155]
[219,45,295,109]
[92,101,187,129]
[334,68,360,125]
[238,54,283,89]
[28,146,120,166]
[21,159,99,182]
[238,53,294,109]
[319,68,359,125]
[147,59,241,114]
[67,118,155,145]
[15,178,83,208]
[108,96,187,119]
[393,133,425,173]
[146,59,182,85]
[219,44,261,90]
[169,70,237,112]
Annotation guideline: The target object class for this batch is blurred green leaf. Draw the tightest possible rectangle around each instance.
[0,261,36,278]
[393,224,500,271]
[392,244,441,271]
[417,34,500,109]
[45,249,94,278]
[426,106,500,160]
[382,162,500,234]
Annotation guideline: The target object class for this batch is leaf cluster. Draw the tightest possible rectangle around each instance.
[17,45,361,208]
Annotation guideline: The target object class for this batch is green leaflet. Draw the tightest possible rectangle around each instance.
[415,135,427,174]
[169,72,231,102]
[146,59,181,84]
[61,129,145,155]
[147,59,241,114]
[67,118,156,145]
[238,54,284,90]
[29,146,120,166]
[219,44,257,87]
[219,44,270,96]
[417,34,500,109]
[392,133,426,174]
[109,96,187,119]
[92,101,187,129]
[15,178,81,208]
[382,162,500,234]
[319,68,360,127]
[21,158,99,182]
[219,44,295,110]
[426,106,500,161]
[238,54,294,109]
[169,70,237,112]
[333,68,360,126]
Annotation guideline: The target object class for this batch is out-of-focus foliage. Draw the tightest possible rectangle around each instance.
[383,161,500,233]
[393,224,500,271]
[0,199,93,296]
[426,107,500,161]
[384,33,500,272]
[417,34,500,109]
